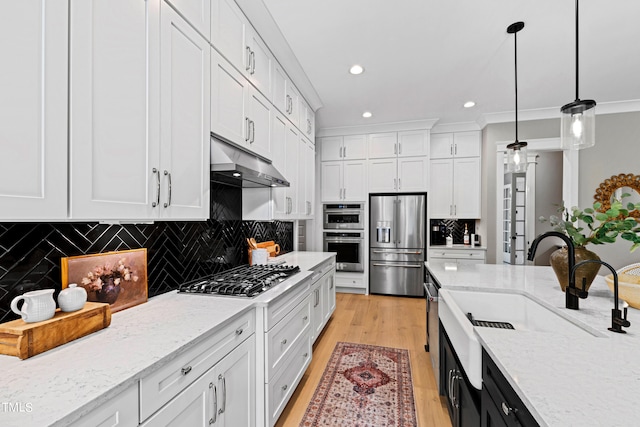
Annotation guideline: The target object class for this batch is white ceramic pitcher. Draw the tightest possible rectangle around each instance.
[10,289,56,323]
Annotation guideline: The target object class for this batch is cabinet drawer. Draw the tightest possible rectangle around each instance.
[335,275,366,289]
[263,274,312,331]
[69,383,138,427]
[266,334,312,427]
[310,259,336,281]
[139,310,255,422]
[265,295,311,380]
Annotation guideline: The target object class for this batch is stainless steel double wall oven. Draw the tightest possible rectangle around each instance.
[323,203,365,272]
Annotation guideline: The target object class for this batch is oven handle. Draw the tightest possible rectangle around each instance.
[325,238,364,243]
[372,263,422,268]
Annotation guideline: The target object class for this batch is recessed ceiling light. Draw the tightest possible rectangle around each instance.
[463,101,476,108]
[362,111,372,118]
[349,65,364,75]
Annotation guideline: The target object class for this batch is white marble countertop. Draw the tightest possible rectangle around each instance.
[427,261,639,427]
[0,251,335,427]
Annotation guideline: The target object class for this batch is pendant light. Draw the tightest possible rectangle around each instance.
[506,21,527,173]
[561,0,596,150]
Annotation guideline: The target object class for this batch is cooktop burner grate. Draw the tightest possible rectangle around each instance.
[177,264,300,297]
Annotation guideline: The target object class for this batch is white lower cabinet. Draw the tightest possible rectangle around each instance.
[68,383,138,427]
[311,269,336,343]
[141,336,255,427]
[429,248,486,265]
[139,310,255,424]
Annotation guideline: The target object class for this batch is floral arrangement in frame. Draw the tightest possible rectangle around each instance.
[61,248,148,313]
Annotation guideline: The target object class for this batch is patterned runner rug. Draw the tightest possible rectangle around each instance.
[300,342,417,426]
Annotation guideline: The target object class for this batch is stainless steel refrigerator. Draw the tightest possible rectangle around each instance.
[369,193,426,296]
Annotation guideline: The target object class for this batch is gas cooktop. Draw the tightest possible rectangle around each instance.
[177,264,301,297]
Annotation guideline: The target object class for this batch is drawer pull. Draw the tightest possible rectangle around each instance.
[303,315,308,321]
[209,382,217,424]
[181,366,192,375]
[303,352,309,358]
[235,327,243,336]
[282,384,288,391]
[281,338,288,345]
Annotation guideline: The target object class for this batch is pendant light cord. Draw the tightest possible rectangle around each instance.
[575,0,580,101]
[514,29,519,143]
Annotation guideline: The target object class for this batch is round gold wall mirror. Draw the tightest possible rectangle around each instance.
[593,173,640,218]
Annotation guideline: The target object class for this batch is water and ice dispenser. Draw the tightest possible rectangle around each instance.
[376,221,391,243]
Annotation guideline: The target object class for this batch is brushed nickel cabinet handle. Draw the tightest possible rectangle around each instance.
[235,327,243,335]
[245,46,251,71]
[250,50,255,74]
[209,382,217,424]
[163,170,171,208]
[152,168,160,207]
[219,374,226,414]
[181,366,192,375]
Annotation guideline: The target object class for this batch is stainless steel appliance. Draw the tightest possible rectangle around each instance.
[177,264,300,297]
[323,203,365,229]
[323,231,364,272]
[369,193,426,296]
[425,270,440,391]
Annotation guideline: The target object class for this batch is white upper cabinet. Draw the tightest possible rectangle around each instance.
[158,1,210,219]
[429,131,481,219]
[211,49,249,143]
[211,0,271,99]
[165,0,211,40]
[211,0,246,70]
[368,130,428,159]
[70,0,159,220]
[321,160,366,202]
[320,135,367,161]
[272,61,300,127]
[299,98,315,142]
[367,132,398,159]
[247,86,271,159]
[431,131,480,159]
[0,1,68,220]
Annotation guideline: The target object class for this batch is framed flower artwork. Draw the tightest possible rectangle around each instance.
[61,248,148,313]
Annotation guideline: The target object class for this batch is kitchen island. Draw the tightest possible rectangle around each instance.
[428,261,639,426]
[0,251,335,427]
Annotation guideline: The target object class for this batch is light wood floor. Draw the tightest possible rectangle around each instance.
[275,293,451,427]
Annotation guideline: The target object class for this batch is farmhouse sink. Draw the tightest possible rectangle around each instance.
[439,288,602,389]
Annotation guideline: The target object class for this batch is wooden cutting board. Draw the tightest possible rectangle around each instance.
[0,302,111,360]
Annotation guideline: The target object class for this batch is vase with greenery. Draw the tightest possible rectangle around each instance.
[539,194,640,291]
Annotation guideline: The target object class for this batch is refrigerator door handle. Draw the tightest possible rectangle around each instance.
[396,198,402,245]
[372,263,422,268]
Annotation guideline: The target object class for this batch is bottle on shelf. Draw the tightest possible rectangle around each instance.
[463,223,470,246]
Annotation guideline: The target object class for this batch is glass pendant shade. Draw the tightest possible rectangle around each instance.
[506,142,528,173]
[561,99,596,150]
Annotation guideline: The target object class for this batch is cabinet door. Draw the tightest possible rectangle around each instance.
[286,82,300,128]
[311,284,323,342]
[285,126,299,215]
[165,0,210,39]
[343,161,367,201]
[430,159,454,218]
[481,388,509,427]
[69,383,138,427]
[159,3,210,219]
[343,135,367,160]
[246,26,272,98]
[300,99,315,140]
[321,161,343,202]
[70,0,157,220]
[271,113,288,217]
[453,131,481,157]
[0,1,68,220]
[211,0,247,72]
[323,271,336,323]
[247,86,271,159]
[301,139,315,218]
[453,157,481,218]
[272,62,288,115]
[296,139,308,216]
[398,130,428,157]
[430,133,454,159]
[368,159,397,193]
[216,337,255,427]
[140,369,211,427]
[398,157,428,192]
[211,48,249,146]
[368,132,398,159]
[320,136,343,161]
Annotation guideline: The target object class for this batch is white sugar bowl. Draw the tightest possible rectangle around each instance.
[58,283,87,312]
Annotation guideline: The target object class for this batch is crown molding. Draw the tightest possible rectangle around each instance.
[478,99,640,128]
[317,119,439,138]
[431,121,481,134]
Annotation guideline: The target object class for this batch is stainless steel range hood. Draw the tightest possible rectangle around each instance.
[210,135,289,188]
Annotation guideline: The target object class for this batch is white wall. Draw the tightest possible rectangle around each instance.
[481,111,640,269]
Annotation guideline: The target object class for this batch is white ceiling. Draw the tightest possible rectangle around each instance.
[262,0,640,131]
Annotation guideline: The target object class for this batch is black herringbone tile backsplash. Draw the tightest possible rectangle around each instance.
[0,181,293,322]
